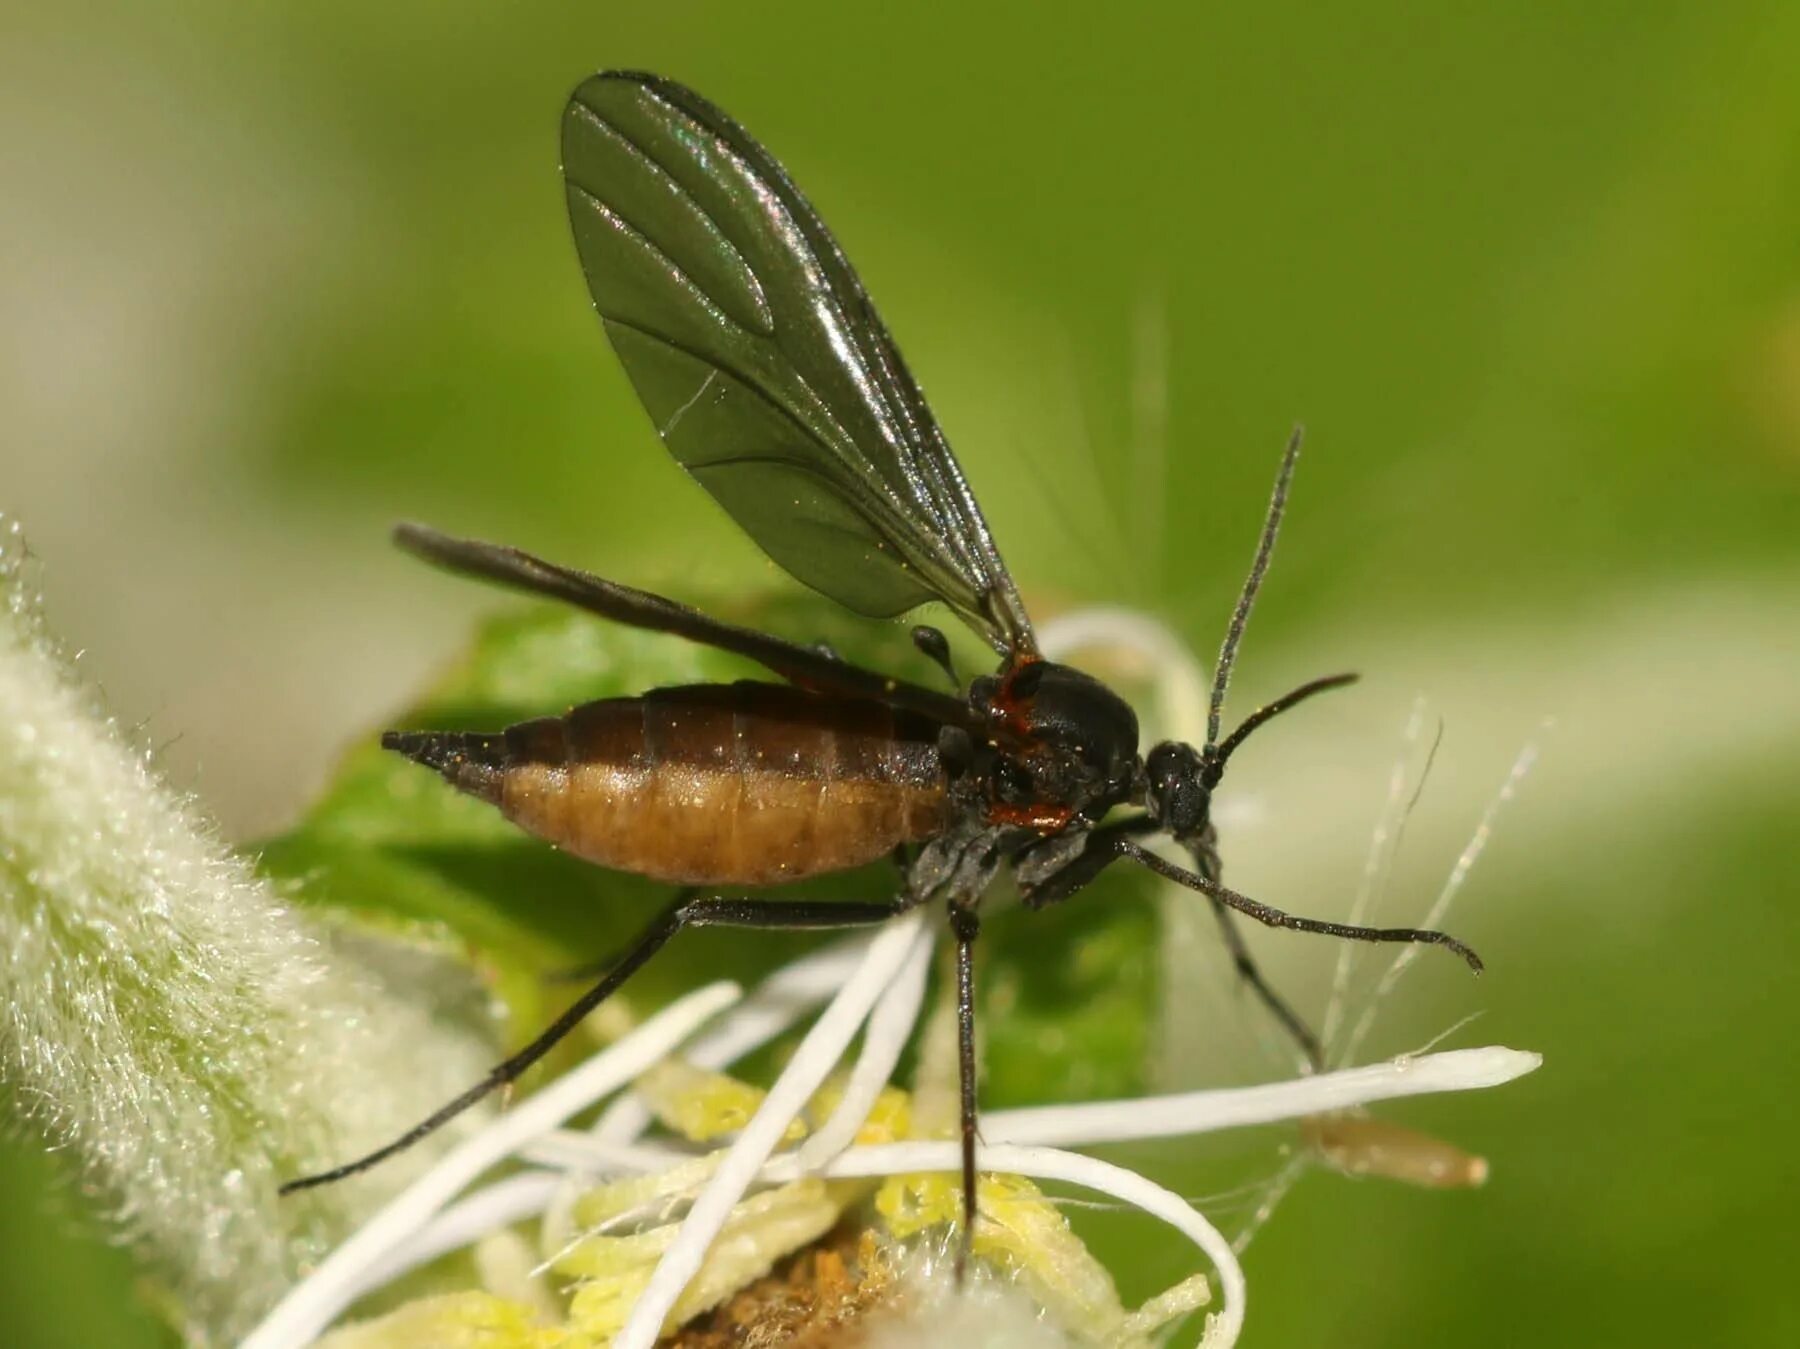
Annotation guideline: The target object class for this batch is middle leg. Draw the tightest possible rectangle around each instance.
[947,899,982,1279]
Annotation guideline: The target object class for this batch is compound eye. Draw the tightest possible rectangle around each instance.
[1144,742,1207,833]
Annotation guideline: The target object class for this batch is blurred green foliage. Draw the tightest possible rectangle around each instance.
[3,2,1797,1346]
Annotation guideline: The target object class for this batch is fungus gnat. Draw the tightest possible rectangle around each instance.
[281,72,1480,1254]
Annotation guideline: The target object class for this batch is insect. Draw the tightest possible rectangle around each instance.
[282,72,1481,1245]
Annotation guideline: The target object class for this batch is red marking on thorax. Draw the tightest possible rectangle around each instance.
[989,655,1044,740]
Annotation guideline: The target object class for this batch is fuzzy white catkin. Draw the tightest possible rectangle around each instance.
[0,516,495,1344]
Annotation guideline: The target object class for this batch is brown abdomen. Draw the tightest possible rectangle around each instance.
[385,683,949,886]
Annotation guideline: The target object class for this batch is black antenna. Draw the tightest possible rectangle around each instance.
[1208,671,1359,781]
[1206,426,1304,752]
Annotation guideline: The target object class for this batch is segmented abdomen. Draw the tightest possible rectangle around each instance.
[386,682,949,886]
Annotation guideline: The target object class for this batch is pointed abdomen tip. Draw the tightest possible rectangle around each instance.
[381,729,507,804]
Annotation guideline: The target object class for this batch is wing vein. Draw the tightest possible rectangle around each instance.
[564,72,1036,655]
[567,96,773,333]
[566,184,752,342]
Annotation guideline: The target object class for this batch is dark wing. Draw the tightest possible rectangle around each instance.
[393,523,974,728]
[560,70,1035,659]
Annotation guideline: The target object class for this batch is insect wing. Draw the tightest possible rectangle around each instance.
[391,523,974,727]
[561,71,1034,658]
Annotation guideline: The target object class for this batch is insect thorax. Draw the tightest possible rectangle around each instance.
[958,660,1143,833]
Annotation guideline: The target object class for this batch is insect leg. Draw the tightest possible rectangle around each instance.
[1016,817,1158,909]
[1023,823,1325,1068]
[947,900,981,1279]
[545,886,700,984]
[1179,828,1323,1069]
[280,896,905,1195]
[1203,894,1326,1071]
[1114,840,1484,972]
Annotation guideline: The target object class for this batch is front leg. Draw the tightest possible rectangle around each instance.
[1021,820,1328,1069]
[1017,817,1156,909]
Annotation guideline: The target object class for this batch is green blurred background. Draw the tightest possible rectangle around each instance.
[4,2,1797,1345]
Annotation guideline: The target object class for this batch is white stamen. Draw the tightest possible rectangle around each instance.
[519,935,881,1270]
[590,934,876,1146]
[612,909,928,1349]
[263,933,1538,1349]
[1323,697,1429,1049]
[240,980,741,1349]
[380,934,890,1300]
[973,1046,1539,1148]
[514,923,936,1260]
[1341,732,1543,1065]
[791,1142,1246,1349]
[523,1046,1542,1175]
[797,916,936,1168]
[372,1132,701,1297]
[521,1135,688,1172]
[354,1170,561,1301]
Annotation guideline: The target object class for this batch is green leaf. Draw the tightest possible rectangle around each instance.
[257,586,1159,1101]
[981,878,1160,1106]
